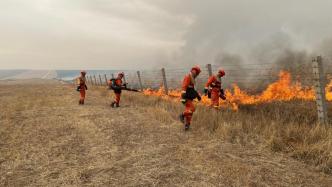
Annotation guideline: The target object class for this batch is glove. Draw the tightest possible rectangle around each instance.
[197,94,202,101]
[220,89,226,100]
[123,83,128,88]
[220,89,225,96]
[181,92,187,104]
[220,94,226,100]
[76,86,80,92]
[85,85,88,90]
[203,88,208,95]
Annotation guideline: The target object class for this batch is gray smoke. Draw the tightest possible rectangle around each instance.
[1,0,332,71]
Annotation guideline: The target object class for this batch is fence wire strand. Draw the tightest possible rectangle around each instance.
[86,60,332,92]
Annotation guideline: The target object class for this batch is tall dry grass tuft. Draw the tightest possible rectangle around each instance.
[122,91,332,174]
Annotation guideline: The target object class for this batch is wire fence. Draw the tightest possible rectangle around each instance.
[71,56,332,124]
[66,53,332,92]
[83,61,331,92]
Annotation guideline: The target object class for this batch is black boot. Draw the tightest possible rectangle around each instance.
[79,100,82,105]
[179,113,185,124]
[110,102,115,108]
[82,100,84,105]
[116,103,120,107]
[185,124,190,131]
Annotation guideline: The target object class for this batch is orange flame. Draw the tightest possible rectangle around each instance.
[143,71,332,110]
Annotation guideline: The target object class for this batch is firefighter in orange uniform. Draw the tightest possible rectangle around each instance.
[179,66,202,131]
[204,69,226,108]
[109,72,126,108]
[76,71,88,105]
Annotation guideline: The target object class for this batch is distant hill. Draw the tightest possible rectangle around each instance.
[0,70,130,80]
[56,70,119,80]
[0,70,57,80]
[0,70,27,79]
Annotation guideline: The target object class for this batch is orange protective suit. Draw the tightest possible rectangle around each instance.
[115,93,121,104]
[205,75,222,108]
[114,79,122,105]
[109,78,123,107]
[77,76,87,105]
[182,73,196,125]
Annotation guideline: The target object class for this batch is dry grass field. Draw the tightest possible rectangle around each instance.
[0,79,332,186]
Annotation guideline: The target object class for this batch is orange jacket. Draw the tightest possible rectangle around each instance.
[108,78,123,87]
[182,73,195,92]
[115,78,122,86]
[205,75,221,89]
[77,76,86,89]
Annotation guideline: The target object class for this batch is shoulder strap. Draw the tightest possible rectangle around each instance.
[189,72,195,85]
[216,75,221,82]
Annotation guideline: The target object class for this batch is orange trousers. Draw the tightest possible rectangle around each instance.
[114,93,121,104]
[210,88,220,108]
[79,90,86,103]
[183,99,195,125]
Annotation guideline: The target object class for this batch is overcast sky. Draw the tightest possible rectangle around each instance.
[1,0,332,69]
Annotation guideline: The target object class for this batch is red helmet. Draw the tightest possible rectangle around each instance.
[218,69,225,77]
[118,72,124,77]
[191,66,201,75]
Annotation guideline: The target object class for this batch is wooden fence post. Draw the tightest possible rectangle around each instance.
[93,75,97,85]
[90,76,94,86]
[99,75,102,86]
[312,56,328,124]
[137,71,143,91]
[104,74,108,86]
[161,68,168,95]
[207,64,213,77]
